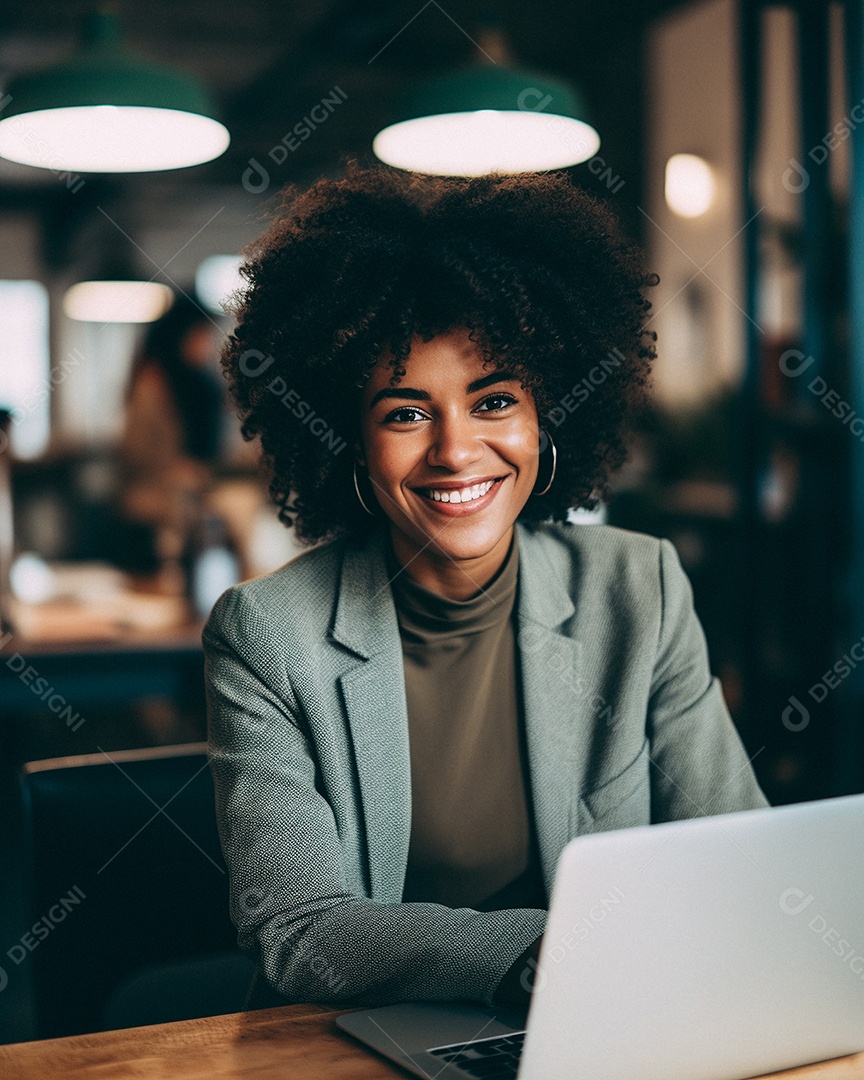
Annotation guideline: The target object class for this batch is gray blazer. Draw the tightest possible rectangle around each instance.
[204,520,768,1008]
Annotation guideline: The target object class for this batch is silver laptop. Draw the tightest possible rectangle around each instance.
[337,792,864,1080]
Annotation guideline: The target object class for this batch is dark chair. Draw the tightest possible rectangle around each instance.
[20,742,254,1038]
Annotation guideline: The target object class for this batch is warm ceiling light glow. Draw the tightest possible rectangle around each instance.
[373,64,599,176]
[373,111,600,176]
[665,154,716,217]
[0,106,229,173]
[63,281,174,323]
[0,11,229,174]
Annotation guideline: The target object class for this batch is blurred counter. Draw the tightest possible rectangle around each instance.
[0,563,208,758]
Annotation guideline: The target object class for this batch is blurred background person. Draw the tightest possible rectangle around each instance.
[117,295,226,579]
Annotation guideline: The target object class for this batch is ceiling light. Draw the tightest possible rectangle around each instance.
[373,66,599,176]
[0,11,230,173]
[63,281,174,323]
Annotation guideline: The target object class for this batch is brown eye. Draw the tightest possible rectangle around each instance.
[475,393,517,412]
[385,406,427,423]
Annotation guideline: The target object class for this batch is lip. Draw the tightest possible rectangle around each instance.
[411,476,508,517]
[411,475,504,492]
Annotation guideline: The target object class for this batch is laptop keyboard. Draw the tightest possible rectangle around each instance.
[428,1031,526,1077]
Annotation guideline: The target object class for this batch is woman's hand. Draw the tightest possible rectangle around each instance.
[492,934,544,1005]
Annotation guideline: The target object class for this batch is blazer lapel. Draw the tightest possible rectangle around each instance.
[515,522,588,899]
[329,522,591,908]
[331,528,412,902]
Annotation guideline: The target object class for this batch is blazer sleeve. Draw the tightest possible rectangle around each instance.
[647,538,769,821]
[203,587,547,1008]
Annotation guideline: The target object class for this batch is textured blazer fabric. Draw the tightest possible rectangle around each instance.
[203,520,768,1008]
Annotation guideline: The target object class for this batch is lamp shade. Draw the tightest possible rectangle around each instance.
[0,11,230,173]
[373,66,599,176]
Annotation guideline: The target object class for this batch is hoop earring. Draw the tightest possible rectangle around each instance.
[532,431,557,496]
[353,459,376,516]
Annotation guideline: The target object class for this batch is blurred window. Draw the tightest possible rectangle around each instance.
[195,256,242,315]
[0,280,50,459]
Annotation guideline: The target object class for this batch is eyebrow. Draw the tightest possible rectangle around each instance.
[368,370,521,410]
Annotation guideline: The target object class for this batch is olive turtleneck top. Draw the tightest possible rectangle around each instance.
[386,528,547,913]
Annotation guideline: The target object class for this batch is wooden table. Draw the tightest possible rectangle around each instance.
[0,1004,862,1079]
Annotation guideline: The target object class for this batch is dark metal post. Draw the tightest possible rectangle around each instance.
[736,0,764,742]
[794,0,838,796]
[798,0,830,378]
[837,0,864,793]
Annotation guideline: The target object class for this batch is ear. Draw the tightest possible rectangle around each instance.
[354,440,366,466]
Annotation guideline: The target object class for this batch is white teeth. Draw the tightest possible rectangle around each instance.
[425,479,496,503]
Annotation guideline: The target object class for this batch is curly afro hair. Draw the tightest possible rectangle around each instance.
[222,159,657,544]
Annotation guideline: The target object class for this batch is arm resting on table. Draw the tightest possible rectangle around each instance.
[203,589,546,1009]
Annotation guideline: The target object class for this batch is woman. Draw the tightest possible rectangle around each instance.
[204,161,767,1012]
[119,295,225,570]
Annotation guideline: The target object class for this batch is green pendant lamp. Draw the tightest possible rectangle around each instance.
[373,29,599,177]
[0,9,230,173]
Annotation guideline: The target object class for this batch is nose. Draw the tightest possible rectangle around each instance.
[425,411,485,472]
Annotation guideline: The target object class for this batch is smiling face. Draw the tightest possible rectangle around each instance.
[359,326,541,599]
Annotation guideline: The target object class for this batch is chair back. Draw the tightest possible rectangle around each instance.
[20,742,247,1038]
